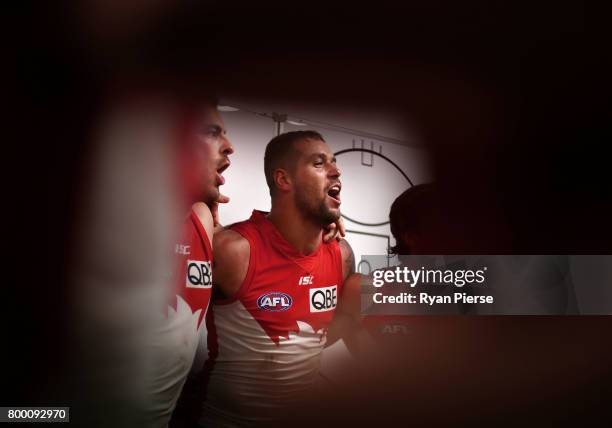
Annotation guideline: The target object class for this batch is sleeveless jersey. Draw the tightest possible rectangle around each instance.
[201,210,344,427]
[146,209,213,428]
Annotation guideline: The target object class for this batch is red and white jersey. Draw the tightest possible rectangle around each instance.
[201,210,343,426]
[169,209,213,325]
[146,209,213,428]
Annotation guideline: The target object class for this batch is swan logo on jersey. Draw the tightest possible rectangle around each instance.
[186,260,212,288]
[257,292,293,312]
[309,285,337,312]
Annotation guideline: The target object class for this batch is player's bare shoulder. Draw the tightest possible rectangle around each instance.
[213,229,249,259]
[191,202,214,239]
[212,228,250,298]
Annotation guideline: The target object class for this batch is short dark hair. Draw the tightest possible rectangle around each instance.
[389,183,434,255]
[182,93,219,114]
[264,130,325,196]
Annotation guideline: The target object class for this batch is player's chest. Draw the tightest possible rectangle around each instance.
[245,268,340,323]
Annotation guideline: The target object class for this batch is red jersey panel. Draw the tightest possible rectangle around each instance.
[170,209,213,327]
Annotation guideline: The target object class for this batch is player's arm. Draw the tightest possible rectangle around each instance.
[212,229,250,299]
[191,202,214,241]
[328,272,379,357]
[210,193,230,234]
[339,238,355,280]
[328,240,377,356]
[326,239,355,346]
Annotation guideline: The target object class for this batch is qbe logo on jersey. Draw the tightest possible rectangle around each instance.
[309,285,338,312]
[186,260,212,288]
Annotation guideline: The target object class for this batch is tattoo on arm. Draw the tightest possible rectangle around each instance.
[341,240,355,279]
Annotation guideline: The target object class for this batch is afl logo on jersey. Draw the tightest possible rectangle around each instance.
[257,292,293,312]
[310,285,338,312]
[186,260,212,288]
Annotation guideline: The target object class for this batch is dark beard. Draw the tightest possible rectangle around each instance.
[295,192,340,226]
[202,185,219,206]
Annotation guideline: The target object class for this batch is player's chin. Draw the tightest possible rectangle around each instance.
[322,206,341,224]
[203,185,220,205]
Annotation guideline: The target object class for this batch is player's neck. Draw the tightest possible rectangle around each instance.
[268,205,322,256]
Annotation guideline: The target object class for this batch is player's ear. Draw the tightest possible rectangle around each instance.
[273,168,292,192]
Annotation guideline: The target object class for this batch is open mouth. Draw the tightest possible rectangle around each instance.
[216,161,230,186]
[327,183,342,204]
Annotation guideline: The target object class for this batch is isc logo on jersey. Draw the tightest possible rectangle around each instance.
[186,260,212,288]
[257,292,293,312]
[309,285,337,312]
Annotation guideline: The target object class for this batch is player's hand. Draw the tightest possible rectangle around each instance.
[323,217,346,243]
[211,193,230,227]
